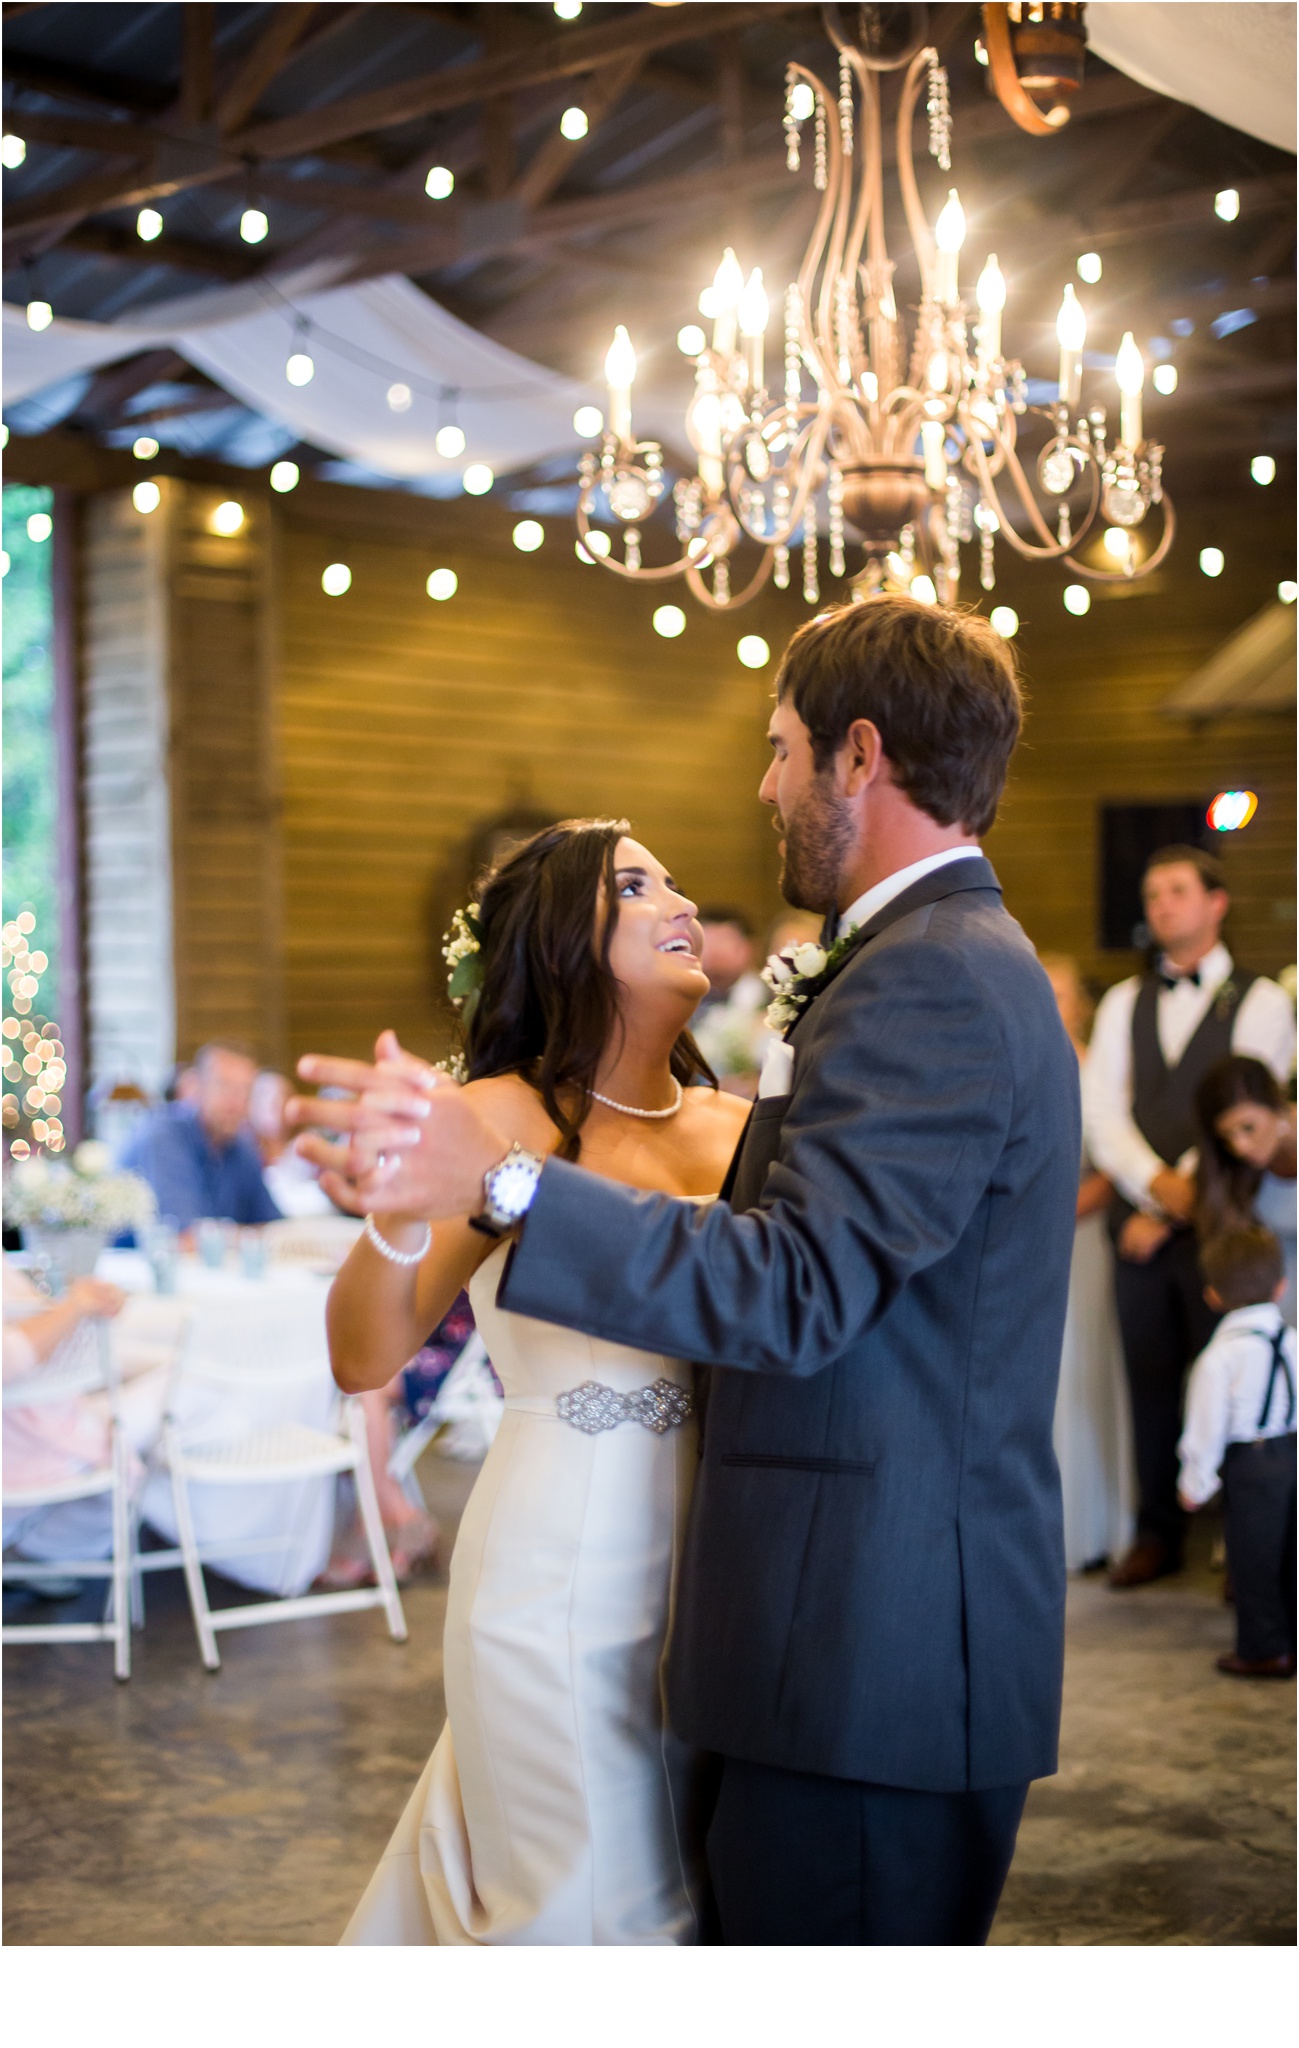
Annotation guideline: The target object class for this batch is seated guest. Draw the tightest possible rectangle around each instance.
[1178,1228,1296,1678]
[690,906,768,1098]
[120,1041,280,1231]
[249,1069,337,1218]
[1196,1056,1297,1325]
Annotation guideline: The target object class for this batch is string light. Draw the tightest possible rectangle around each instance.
[321,563,351,595]
[560,107,589,141]
[133,480,161,514]
[425,167,454,200]
[512,520,544,552]
[240,206,269,244]
[435,424,466,457]
[26,512,52,543]
[136,207,163,242]
[1250,455,1276,485]
[652,605,686,638]
[1,133,27,168]
[426,568,458,600]
[26,299,52,331]
[1278,580,1297,604]
[286,349,315,386]
[462,463,493,495]
[1076,251,1102,284]
[1199,547,1225,577]
[210,500,245,536]
[1153,363,1178,395]
[1214,188,1240,221]
[573,406,603,437]
[677,324,706,356]
[989,606,1019,639]
[387,382,412,412]
[1063,584,1091,615]
[737,635,770,669]
[132,436,159,460]
[554,1,583,16]
[269,460,299,492]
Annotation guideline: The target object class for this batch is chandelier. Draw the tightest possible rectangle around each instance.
[575,18,1174,614]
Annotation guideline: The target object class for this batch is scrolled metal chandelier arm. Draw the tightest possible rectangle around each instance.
[575,18,1177,614]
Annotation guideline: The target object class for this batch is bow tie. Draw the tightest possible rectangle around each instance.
[1159,967,1201,992]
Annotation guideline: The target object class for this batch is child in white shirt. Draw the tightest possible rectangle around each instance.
[1178,1227,1296,1677]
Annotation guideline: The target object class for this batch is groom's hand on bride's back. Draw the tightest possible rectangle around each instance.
[285,1029,504,1218]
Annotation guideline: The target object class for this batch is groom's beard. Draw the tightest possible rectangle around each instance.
[778,775,855,913]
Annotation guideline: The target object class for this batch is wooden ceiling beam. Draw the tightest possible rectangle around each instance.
[178,5,216,129]
[1,51,171,113]
[509,51,646,213]
[57,220,257,281]
[232,1,801,160]
[214,3,318,136]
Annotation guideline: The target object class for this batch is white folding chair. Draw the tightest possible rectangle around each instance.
[152,1359,407,1671]
[2,1318,133,1681]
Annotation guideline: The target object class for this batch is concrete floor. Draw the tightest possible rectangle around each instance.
[4,1468,1293,1947]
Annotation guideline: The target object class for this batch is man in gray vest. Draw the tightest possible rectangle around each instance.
[1085,846,1294,1587]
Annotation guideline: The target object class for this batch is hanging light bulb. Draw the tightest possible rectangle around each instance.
[1115,330,1145,447]
[286,347,315,386]
[934,190,965,302]
[604,325,637,443]
[1056,283,1086,408]
[26,299,52,332]
[240,206,269,244]
[435,423,466,457]
[711,247,745,354]
[560,106,589,141]
[1153,363,1178,396]
[425,166,454,200]
[269,460,299,493]
[136,207,163,242]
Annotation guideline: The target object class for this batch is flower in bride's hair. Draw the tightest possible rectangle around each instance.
[790,942,828,979]
[442,902,485,1013]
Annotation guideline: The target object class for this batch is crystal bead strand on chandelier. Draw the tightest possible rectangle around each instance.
[927,57,951,171]
[783,66,801,171]
[803,496,820,605]
[838,51,854,156]
[828,466,846,579]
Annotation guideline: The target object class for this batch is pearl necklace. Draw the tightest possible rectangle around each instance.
[589,1077,684,1120]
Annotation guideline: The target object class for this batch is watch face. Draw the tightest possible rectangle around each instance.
[491,1157,538,1216]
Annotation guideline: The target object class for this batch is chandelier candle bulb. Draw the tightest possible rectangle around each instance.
[1115,331,1144,448]
[1055,284,1086,409]
[934,190,965,304]
[711,247,744,356]
[921,419,948,491]
[604,325,636,445]
[975,255,1005,364]
[738,269,769,390]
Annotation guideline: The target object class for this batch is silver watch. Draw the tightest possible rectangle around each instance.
[474,1141,545,1237]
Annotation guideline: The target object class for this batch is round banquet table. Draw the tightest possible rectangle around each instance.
[98,1243,352,1598]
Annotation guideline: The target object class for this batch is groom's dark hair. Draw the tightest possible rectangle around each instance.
[774,596,1023,836]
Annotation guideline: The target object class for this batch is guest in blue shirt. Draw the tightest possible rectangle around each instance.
[121,1042,282,1232]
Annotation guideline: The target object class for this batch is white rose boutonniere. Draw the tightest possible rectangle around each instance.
[760,925,861,1035]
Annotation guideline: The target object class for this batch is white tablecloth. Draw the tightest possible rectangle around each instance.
[98,1249,345,1597]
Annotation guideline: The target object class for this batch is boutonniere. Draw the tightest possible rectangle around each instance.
[1213,978,1239,1022]
[761,924,861,1033]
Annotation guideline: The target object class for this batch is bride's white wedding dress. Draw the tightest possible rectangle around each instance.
[340,1236,705,1946]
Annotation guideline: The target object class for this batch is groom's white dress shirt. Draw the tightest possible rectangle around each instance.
[758,847,983,1098]
[1083,941,1295,1212]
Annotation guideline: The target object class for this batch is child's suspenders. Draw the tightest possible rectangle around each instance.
[1246,1324,1296,1433]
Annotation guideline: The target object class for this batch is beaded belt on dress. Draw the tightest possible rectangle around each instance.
[551,1379,694,1435]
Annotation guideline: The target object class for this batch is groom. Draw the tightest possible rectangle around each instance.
[300,595,1078,1945]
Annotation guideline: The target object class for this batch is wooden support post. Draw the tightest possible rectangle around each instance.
[51,488,86,1146]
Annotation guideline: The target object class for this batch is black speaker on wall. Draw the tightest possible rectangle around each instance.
[1099,801,1215,951]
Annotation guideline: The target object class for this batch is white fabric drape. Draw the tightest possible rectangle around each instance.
[1088,2,1296,153]
[3,270,593,478]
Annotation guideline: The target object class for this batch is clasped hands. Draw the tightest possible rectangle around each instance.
[286,1030,507,1223]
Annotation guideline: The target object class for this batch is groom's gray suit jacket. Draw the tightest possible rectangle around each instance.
[500,857,1078,1793]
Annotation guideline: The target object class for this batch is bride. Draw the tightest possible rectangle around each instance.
[306,819,749,1946]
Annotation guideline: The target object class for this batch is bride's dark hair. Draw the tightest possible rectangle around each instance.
[464,817,715,1159]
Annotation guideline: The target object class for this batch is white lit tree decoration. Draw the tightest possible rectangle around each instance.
[576,20,1174,612]
[2,911,68,1159]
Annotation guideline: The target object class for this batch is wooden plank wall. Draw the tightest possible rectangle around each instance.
[166,481,284,1067]
[983,489,1296,989]
[275,488,793,1065]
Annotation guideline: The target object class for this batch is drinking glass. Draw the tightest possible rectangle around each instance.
[196,1217,225,1270]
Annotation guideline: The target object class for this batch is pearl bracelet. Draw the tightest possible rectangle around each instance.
[364,1214,432,1266]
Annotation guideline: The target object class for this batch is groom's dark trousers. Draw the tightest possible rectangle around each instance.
[501,858,1077,1945]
